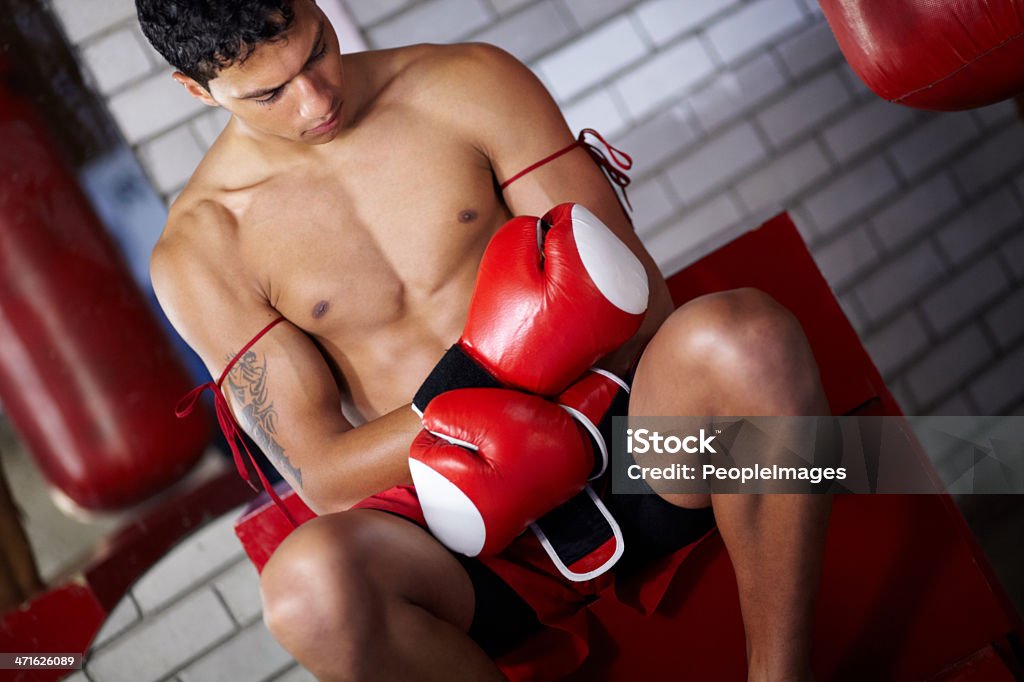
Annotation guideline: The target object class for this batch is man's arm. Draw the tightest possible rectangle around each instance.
[445,44,675,375]
[150,204,419,515]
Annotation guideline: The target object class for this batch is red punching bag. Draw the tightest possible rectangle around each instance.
[820,0,1024,111]
[0,73,212,511]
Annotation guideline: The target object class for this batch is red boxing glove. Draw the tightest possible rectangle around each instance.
[409,388,594,557]
[412,203,648,414]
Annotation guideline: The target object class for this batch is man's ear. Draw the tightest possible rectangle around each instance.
[172,72,219,107]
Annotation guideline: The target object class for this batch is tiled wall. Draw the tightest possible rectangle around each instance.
[42,2,1024,677]
[68,506,313,682]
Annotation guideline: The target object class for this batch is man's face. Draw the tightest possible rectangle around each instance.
[202,0,345,144]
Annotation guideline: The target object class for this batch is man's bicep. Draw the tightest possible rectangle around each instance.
[218,319,353,507]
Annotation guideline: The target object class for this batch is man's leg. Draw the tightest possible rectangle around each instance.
[629,287,832,682]
[260,509,506,682]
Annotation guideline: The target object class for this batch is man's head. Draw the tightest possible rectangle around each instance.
[136,0,346,144]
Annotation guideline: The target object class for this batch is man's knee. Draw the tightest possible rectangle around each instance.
[260,514,380,669]
[660,288,819,398]
[662,288,798,361]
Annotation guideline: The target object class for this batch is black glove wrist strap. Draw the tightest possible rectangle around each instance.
[412,344,503,416]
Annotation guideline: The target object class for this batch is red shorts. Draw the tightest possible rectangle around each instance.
[352,477,717,679]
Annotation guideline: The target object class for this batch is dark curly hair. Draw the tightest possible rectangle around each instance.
[135,0,296,89]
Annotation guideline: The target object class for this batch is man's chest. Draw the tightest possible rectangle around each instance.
[232,133,508,337]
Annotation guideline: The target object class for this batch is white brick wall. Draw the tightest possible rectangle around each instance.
[212,560,264,624]
[562,87,629,139]
[536,15,650,101]
[906,325,993,408]
[986,287,1024,350]
[87,589,237,682]
[705,0,806,64]
[688,52,788,132]
[50,0,136,43]
[646,192,745,274]
[53,1,1024,675]
[80,506,312,682]
[812,224,879,289]
[634,0,738,47]
[79,27,153,95]
[615,107,698,176]
[864,311,930,377]
[665,122,767,204]
[775,20,839,78]
[970,346,1024,414]
[177,622,294,682]
[802,156,899,236]
[921,256,1010,334]
[105,69,208,145]
[937,189,1021,265]
[344,0,410,26]
[629,175,678,236]
[130,511,246,614]
[821,99,916,164]
[614,36,716,120]
[471,1,572,63]
[855,242,947,324]
[951,123,1024,196]
[137,127,208,195]
[871,173,961,252]
[368,0,493,47]
[558,0,635,30]
[92,594,141,648]
[888,112,981,180]
[757,70,851,148]
[1003,227,1024,279]
[735,139,832,211]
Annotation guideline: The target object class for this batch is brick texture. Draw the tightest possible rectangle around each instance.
[633,0,738,47]
[536,15,649,101]
[802,157,899,236]
[757,70,851,148]
[688,53,788,133]
[665,123,767,205]
[86,589,236,682]
[705,0,806,64]
[985,287,1024,350]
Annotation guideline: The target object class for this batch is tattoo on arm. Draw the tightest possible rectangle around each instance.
[225,350,303,488]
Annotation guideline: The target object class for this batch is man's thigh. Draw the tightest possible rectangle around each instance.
[263,509,477,632]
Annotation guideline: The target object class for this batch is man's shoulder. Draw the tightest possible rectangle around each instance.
[153,195,238,273]
[368,42,524,109]
[396,42,523,91]
[383,43,539,143]
[149,193,262,330]
[167,189,236,234]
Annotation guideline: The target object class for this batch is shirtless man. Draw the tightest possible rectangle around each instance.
[139,1,832,679]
